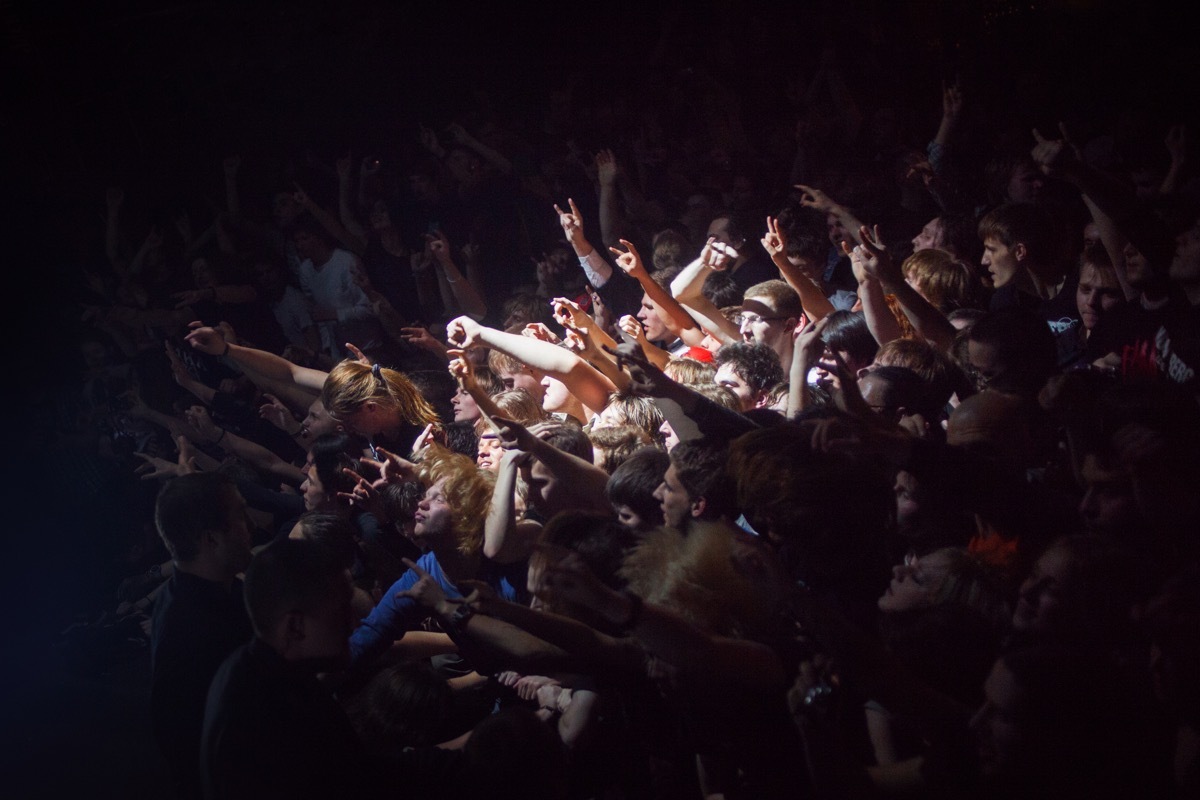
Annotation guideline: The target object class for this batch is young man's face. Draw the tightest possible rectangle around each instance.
[739,296,793,357]
[636,293,671,342]
[714,363,757,411]
[653,463,694,529]
[912,217,945,252]
[981,237,1022,289]
[498,367,546,405]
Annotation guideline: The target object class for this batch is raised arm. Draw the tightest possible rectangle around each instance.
[796,185,867,247]
[609,239,699,335]
[447,316,616,416]
[846,242,904,348]
[556,197,614,289]
[852,227,955,351]
[494,415,610,513]
[482,424,543,563]
[669,239,743,344]
[293,182,366,256]
[761,216,836,322]
[184,322,328,391]
[428,231,487,320]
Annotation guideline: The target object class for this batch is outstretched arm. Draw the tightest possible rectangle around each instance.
[852,227,955,352]
[184,322,328,391]
[447,317,616,416]
[610,239,699,336]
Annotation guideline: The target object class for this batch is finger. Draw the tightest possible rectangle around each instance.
[568,197,581,218]
[608,245,627,257]
[618,239,640,259]
[1032,128,1046,144]
[553,204,565,217]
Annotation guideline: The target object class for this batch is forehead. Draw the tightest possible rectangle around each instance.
[714,363,743,384]
[741,295,778,316]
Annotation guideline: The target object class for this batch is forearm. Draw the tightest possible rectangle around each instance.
[598,179,625,249]
[305,201,366,256]
[479,598,643,673]
[773,255,835,322]
[480,329,616,412]
[679,296,741,345]
[636,271,698,333]
[858,279,904,347]
[437,259,487,320]
[214,427,306,483]
[877,277,955,352]
[526,438,610,510]
[483,458,521,561]
[788,354,813,419]
[1082,195,1136,301]
[226,342,328,391]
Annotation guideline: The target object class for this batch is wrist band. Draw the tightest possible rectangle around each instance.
[215,428,227,445]
[219,341,230,357]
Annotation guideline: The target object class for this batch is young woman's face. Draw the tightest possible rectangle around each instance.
[452,385,480,423]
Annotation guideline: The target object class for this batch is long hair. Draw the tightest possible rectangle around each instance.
[321,360,437,428]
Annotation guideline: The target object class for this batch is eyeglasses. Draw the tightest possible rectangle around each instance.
[736,313,789,326]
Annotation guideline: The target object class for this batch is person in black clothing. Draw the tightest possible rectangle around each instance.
[150,472,255,799]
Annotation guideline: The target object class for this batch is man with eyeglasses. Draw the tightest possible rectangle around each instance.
[738,280,804,372]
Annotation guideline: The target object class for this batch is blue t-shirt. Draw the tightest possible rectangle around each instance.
[348,551,527,665]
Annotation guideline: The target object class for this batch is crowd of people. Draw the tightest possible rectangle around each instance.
[45,5,1200,798]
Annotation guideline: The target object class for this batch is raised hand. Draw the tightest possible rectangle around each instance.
[183,321,229,355]
[608,239,646,277]
[336,466,383,515]
[595,148,619,186]
[447,348,475,385]
[617,314,646,344]
[335,153,353,180]
[396,558,454,610]
[184,405,222,444]
[1030,128,1073,176]
[258,393,296,432]
[941,80,963,123]
[134,452,184,481]
[794,184,837,214]
[424,230,453,265]
[418,124,443,157]
[164,342,194,386]
[551,296,590,332]
[761,216,788,260]
[445,315,484,349]
[491,414,538,456]
[361,446,417,486]
[553,198,584,241]
[345,342,373,366]
[444,122,471,144]
[522,322,560,344]
[400,326,442,354]
[794,315,832,366]
[700,236,737,271]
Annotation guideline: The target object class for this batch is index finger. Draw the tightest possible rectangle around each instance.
[553,203,565,216]
[568,197,581,217]
[1032,128,1047,144]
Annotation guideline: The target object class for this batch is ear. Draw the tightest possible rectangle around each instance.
[1013,242,1028,263]
[690,496,707,519]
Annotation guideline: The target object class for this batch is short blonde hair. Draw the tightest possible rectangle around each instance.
[664,357,717,385]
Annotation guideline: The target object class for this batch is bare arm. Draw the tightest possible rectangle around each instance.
[761,216,836,322]
[428,232,487,320]
[609,239,699,335]
[853,227,955,352]
[184,322,328,391]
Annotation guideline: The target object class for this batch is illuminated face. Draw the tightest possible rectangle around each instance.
[1006,162,1044,204]
[299,399,338,445]
[659,419,679,451]
[540,375,572,414]
[739,297,792,355]
[714,363,755,411]
[877,550,954,612]
[706,216,741,249]
[636,293,670,342]
[476,434,503,471]
[653,463,693,529]
[981,237,1021,289]
[826,213,851,249]
[1075,264,1122,331]
[412,478,453,543]
[912,217,945,252]
[451,385,480,423]
[613,503,650,532]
